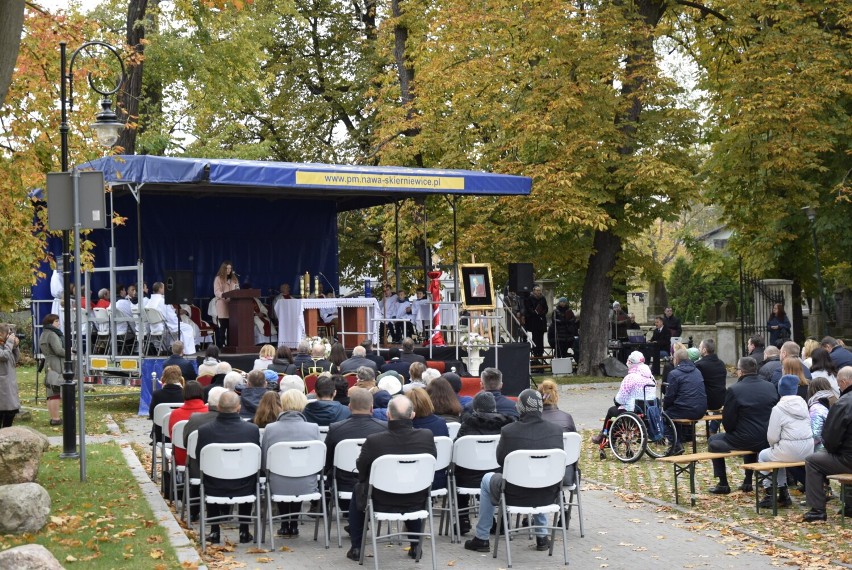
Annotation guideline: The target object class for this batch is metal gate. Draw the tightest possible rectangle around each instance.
[739,258,785,355]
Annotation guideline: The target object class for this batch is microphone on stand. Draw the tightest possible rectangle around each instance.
[317,272,336,296]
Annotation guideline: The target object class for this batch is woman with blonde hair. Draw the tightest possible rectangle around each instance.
[254,390,283,428]
[254,344,276,370]
[801,339,820,369]
[408,388,449,491]
[262,388,319,537]
[538,380,576,432]
[782,357,809,400]
[212,260,239,348]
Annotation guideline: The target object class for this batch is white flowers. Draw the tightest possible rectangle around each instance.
[307,336,332,358]
[461,332,490,350]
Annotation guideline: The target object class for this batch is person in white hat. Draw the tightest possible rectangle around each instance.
[591,351,656,444]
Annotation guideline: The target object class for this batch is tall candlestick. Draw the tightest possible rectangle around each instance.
[314,276,319,297]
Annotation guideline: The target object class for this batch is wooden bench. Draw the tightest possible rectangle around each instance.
[828,474,852,527]
[671,413,723,454]
[657,450,752,506]
[742,461,806,516]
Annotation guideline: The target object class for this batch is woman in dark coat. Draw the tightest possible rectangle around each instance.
[39,314,65,425]
[149,365,185,443]
[548,298,578,358]
[268,345,297,375]
[767,303,791,348]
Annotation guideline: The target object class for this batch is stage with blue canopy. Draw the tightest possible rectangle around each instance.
[32,155,531,307]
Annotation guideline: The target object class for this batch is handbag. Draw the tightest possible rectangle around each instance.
[644,395,665,442]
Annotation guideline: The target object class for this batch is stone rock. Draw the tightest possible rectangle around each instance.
[0,426,50,485]
[0,544,64,569]
[0,482,51,534]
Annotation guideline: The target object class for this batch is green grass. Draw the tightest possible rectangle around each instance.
[14,365,141,438]
[580,428,852,563]
[0,442,183,569]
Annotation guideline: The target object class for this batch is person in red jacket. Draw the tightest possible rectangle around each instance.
[168,381,208,468]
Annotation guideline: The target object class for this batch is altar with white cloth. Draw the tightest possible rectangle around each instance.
[275,297,381,349]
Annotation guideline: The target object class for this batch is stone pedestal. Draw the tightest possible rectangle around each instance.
[716,322,740,366]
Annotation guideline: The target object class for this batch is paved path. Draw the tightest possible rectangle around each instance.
[112,375,787,569]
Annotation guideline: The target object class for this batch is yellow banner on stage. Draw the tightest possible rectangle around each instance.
[296,170,465,190]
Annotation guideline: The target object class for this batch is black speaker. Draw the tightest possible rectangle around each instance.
[508,263,534,293]
[164,270,194,305]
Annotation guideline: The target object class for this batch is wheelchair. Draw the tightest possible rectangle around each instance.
[596,385,679,463]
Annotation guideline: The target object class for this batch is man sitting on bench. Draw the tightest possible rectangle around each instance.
[707,357,779,494]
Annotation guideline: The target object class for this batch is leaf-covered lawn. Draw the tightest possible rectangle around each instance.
[0,442,188,569]
[581,429,852,567]
[14,365,141,438]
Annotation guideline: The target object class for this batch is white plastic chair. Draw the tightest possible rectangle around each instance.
[494,449,569,568]
[183,430,200,523]
[169,420,189,511]
[562,432,584,537]
[91,307,111,354]
[144,308,173,355]
[446,422,461,440]
[264,440,328,550]
[151,403,182,481]
[448,434,500,542]
[331,438,366,548]
[199,443,262,553]
[360,453,437,570]
[319,425,329,442]
[432,436,454,540]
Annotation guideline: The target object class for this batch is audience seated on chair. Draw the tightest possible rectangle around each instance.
[149,365,185,443]
[269,345,298,375]
[462,368,519,419]
[148,281,197,356]
[162,341,198,381]
[240,370,268,419]
[464,389,563,554]
[339,345,378,374]
[261,388,321,538]
[303,376,352,426]
[196,391,260,545]
[345,394,437,562]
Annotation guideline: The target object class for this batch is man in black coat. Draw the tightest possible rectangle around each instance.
[360,340,385,369]
[695,338,728,412]
[182,385,226,522]
[161,340,198,381]
[465,390,563,554]
[747,335,766,366]
[323,388,387,507]
[821,336,852,371]
[397,337,426,364]
[339,345,379,374]
[346,395,436,562]
[707,357,779,494]
[462,368,519,419]
[663,307,682,338]
[196,391,261,545]
[524,286,548,359]
[649,315,672,376]
[803,366,852,522]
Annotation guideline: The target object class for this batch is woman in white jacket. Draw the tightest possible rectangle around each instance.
[757,374,814,508]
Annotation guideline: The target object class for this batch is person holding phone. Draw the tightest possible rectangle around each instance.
[0,323,21,428]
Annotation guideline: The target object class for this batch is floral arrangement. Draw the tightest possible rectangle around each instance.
[461,332,490,351]
[306,336,332,359]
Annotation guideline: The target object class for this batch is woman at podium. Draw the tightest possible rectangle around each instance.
[213,260,240,348]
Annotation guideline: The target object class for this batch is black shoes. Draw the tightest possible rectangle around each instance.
[49,419,62,426]
[464,536,491,552]
[803,509,827,522]
[408,545,421,559]
[239,530,253,544]
[277,521,299,537]
[708,484,731,495]
[738,482,753,493]
[346,547,361,561]
[535,536,551,551]
[205,530,220,544]
[458,516,471,536]
[758,486,792,509]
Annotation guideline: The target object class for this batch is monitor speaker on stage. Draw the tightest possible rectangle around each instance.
[164,270,194,305]
[508,263,534,293]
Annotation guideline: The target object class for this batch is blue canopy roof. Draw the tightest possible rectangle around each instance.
[83,155,531,211]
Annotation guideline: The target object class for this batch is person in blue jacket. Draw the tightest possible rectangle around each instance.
[664,348,708,451]
[767,303,791,348]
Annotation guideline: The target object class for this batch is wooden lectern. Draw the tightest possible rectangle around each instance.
[223,288,260,354]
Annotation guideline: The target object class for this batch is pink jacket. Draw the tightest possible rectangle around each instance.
[615,363,656,412]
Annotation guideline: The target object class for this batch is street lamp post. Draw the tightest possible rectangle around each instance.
[58,41,125,469]
[803,206,829,337]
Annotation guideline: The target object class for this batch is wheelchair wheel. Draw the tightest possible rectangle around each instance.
[608,413,646,463]
[645,411,678,458]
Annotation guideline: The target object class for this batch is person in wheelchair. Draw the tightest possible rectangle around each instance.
[663,348,707,453]
[591,351,656,444]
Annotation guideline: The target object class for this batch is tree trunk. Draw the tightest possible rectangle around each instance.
[578,228,623,375]
[0,0,25,108]
[116,0,150,155]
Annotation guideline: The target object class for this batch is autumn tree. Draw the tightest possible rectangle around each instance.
[370,0,702,374]
[691,0,852,319]
[0,0,25,108]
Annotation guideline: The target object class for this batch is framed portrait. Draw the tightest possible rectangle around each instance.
[460,263,495,310]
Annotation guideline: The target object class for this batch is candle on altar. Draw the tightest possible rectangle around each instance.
[314,276,319,297]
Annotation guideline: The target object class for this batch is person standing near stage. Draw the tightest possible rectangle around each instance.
[524,285,548,361]
[213,261,239,348]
